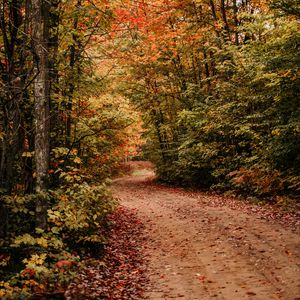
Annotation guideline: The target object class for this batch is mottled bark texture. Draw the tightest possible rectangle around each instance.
[32,0,50,230]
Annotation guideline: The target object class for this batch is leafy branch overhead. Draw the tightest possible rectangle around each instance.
[110,0,299,197]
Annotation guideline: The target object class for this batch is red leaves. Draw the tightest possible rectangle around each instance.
[54,260,76,275]
[55,260,75,273]
[113,5,146,31]
[101,207,148,298]
[66,206,148,299]
[56,260,73,268]
[21,268,36,278]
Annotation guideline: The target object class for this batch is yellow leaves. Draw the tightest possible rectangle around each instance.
[23,253,47,266]
[0,289,5,298]
[22,254,49,274]
[271,129,281,136]
[0,281,11,289]
[12,232,63,250]
[73,156,82,164]
[275,195,289,206]
[11,206,29,214]
[52,147,69,158]
[50,237,64,249]
[13,234,36,247]
[48,209,61,218]
[48,209,63,226]
[35,229,44,236]
[0,281,13,298]
[51,226,61,234]
[36,237,48,248]
[3,194,34,215]
[280,69,291,77]
[0,255,10,267]
[22,151,34,157]
[59,169,83,184]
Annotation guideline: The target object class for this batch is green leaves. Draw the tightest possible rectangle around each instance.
[127,3,299,198]
[49,182,115,245]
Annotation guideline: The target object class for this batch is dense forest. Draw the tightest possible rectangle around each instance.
[121,0,299,198]
[0,0,299,298]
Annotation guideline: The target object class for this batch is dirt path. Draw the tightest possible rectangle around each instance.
[111,169,300,300]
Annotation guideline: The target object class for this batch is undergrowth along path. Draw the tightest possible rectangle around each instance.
[111,166,300,300]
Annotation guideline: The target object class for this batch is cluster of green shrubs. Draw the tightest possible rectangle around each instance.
[141,5,299,201]
[0,151,115,299]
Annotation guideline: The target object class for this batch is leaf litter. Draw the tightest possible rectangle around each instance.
[66,206,148,299]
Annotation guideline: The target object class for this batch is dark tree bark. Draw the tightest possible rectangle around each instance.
[220,0,230,40]
[203,50,210,79]
[209,0,218,20]
[0,0,24,192]
[209,0,222,48]
[48,0,63,151]
[66,0,81,148]
[0,0,32,236]
[233,0,239,45]
[32,0,50,230]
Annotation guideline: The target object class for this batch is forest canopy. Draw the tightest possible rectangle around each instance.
[113,0,299,198]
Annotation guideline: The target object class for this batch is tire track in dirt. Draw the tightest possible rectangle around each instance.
[111,170,300,300]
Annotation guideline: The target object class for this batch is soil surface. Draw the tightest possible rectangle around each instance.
[111,165,300,300]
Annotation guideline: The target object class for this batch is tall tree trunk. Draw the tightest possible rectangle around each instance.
[66,0,81,148]
[48,0,62,151]
[220,0,230,41]
[203,50,210,79]
[233,0,239,45]
[32,0,50,230]
[209,0,222,48]
[0,1,23,192]
[0,1,27,236]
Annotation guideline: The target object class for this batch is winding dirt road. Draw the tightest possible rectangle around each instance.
[111,168,300,300]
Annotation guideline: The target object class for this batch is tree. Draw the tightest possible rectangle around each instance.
[113,0,299,196]
[0,0,31,193]
[32,0,50,229]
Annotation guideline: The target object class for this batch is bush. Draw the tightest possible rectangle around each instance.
[0,179,116,299]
